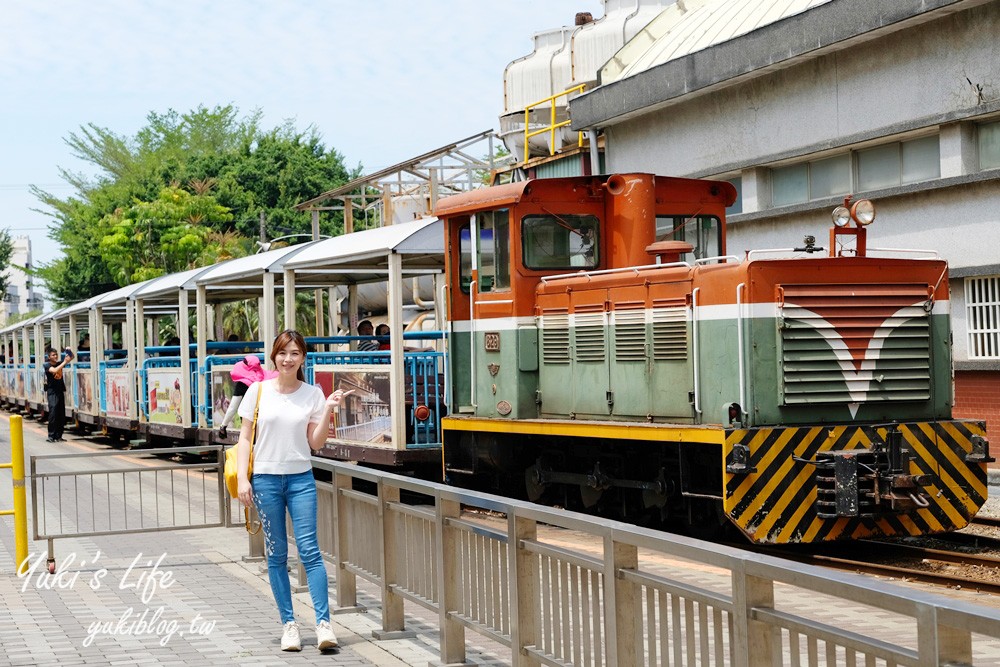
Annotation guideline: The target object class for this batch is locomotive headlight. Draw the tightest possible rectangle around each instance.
[850,199,876,226]
[831,206,851,227]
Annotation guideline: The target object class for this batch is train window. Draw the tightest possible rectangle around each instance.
[477,209,510,292]
[522,214,599,270]
[655,216,722,261]
[458,224,473,293]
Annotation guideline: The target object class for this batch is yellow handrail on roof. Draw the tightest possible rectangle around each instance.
[523,84,586,163]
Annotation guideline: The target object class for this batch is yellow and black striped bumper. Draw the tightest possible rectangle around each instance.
[723,421,989,544]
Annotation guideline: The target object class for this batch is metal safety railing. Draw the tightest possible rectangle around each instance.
[30,445,228,571]
[0,415,28,573]
[300,458,1000,667]
[523,83,586,163]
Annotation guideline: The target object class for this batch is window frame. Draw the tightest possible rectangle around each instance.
[965,275,1000,360]
[521,213,601,272]
[770,133,941,207]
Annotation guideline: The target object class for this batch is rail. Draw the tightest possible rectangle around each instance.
[304,458,1000,666]
[29,445,229,570]
[523,84,586,163]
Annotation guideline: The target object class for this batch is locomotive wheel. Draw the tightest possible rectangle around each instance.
[525,463,546,503]
[580,484,603,508]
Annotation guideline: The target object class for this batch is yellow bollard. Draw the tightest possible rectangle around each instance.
[11,415,27,575]
[0,416,28,574]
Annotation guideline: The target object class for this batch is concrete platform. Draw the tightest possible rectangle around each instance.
[0,414,509,666]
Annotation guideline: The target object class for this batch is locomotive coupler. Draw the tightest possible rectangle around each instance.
[811,428,934,518]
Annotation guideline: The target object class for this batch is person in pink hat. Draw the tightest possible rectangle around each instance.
[217,354,279,438]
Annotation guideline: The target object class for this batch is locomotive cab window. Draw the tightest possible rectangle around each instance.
[656,215,722,261]
[477,209,510,292]
[458,210,511,294]
[522,214,600,270]
[458,224,473,293]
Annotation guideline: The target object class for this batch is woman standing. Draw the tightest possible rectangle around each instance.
[235,330,352,652]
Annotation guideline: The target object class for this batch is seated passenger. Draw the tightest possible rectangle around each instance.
[376,324,391,351]
[357,320,380,352]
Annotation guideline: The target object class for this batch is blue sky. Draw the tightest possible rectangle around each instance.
[0,0,598,297]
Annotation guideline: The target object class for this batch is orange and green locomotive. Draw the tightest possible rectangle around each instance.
[435,173,991,544]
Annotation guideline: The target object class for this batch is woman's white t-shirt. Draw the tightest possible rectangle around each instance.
[238,380,327,474]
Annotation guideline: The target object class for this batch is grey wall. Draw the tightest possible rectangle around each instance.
[594,2,1000,364]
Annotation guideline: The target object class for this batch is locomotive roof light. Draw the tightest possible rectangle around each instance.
[831,206,851,228]
[850,199,876,226]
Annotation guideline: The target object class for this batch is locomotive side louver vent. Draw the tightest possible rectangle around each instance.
[574,311,606,362]
[780,283,931,404]
[540,312,570,364]
[614,309,646,362]
[652,306,688,361]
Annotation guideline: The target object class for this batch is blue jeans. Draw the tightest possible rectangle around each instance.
[252,471,330,624]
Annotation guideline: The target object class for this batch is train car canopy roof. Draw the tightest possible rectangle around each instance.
[283,216,444,284]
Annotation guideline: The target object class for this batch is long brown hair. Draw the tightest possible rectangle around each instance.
[270,330,307,382]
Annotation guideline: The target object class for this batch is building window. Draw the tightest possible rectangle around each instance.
[981,121,1000,170]
[966,275,1000,359]
[771,135,940,207]
[772,155,850,206]
[726,177,742,215]
[857,136,939,190]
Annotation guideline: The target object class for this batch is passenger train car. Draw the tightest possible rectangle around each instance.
[435,173,992,544]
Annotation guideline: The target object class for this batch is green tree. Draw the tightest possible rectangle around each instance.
[98,185,233,284]
[34,105,356,304]
[0,229,14,303]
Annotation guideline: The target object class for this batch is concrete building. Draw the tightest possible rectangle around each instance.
[505,0,1000,433]
[2,235,43,324]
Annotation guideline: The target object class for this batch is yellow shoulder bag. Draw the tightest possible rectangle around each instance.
[223,382,263,499]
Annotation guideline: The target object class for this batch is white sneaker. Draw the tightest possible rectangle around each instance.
[316,619,338,650]
[281,621,301,651]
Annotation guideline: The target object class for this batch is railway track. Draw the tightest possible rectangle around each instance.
[972,515,1000,530]
[754,535,1000,595]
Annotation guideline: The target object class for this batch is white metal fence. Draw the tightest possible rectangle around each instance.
[304,458,1000,666]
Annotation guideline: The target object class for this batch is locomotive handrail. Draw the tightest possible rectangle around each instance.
[736,282,748,421]
[865,247,940,258]
[539,261,691,283]
[692,287,702,415]
[746,248,810,259]
[747,246,940,260]
[694,254,741,265]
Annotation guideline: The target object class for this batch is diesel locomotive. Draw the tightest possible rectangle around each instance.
[436,173,992,544]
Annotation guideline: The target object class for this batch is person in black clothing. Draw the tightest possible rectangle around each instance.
[44,348,72,442]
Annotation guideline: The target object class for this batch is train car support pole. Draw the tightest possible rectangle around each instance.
[0,415,30,574]
[588,129,600,175]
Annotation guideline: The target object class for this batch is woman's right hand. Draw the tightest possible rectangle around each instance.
[237,478,253,506]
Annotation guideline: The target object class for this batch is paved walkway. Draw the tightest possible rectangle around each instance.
[0,414,510,666]
[1,411,999,666]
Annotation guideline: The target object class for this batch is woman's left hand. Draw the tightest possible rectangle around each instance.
[326,388,355,408]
